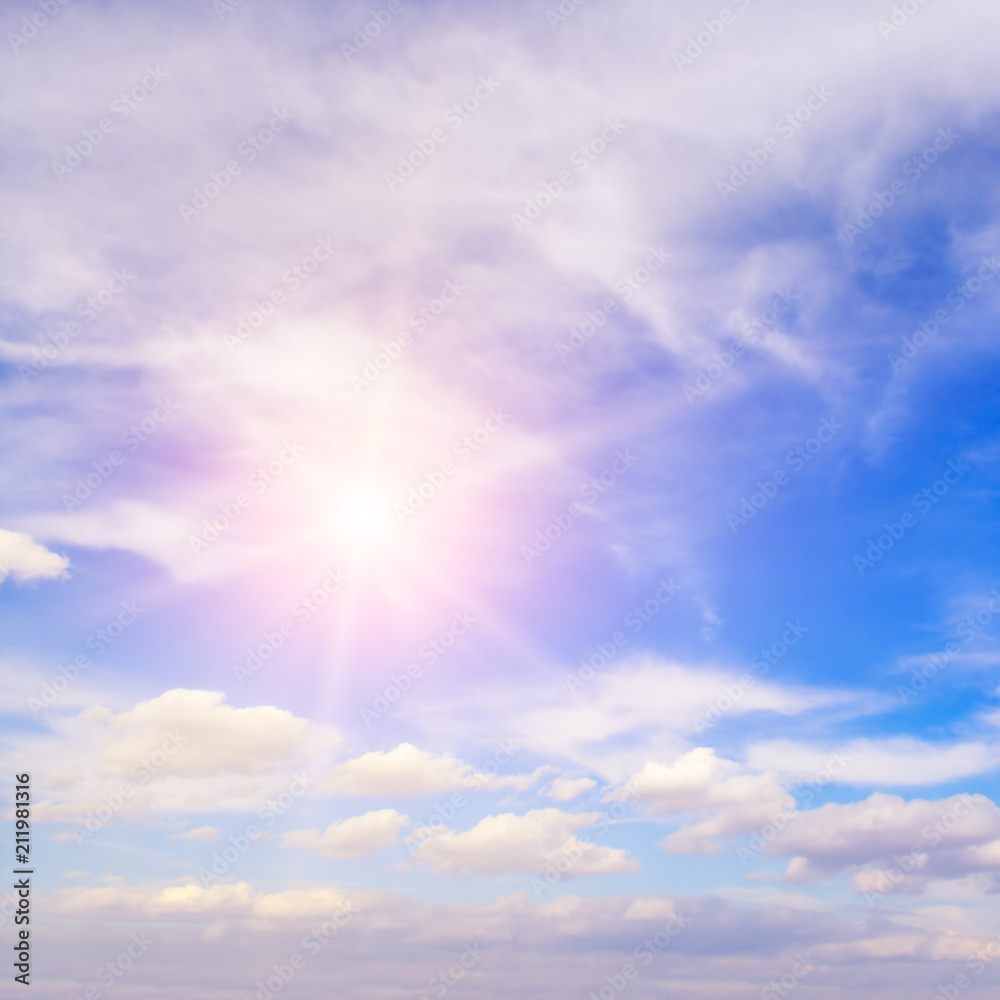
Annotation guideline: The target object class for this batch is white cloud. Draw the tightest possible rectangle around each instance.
[746,738,1000,786]
[616,748,794,855]
[88,688,320,778]
[0,528,69,583]
[769,792,1000,884]
[420,657,855,782]
[547,777,597,801]
[322,744,475,796]
[41,874,1000,997]
[282,809,409,859]
[322,743,541,797]
[14,689,341,823]
[55,880,259,918]
[176,826,221,841]
[15,500,261,584]
[411,808,638,876]
[1,0,1000,989]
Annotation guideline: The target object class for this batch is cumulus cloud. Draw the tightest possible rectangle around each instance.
[768,792,1000,894]
[87,688,321,777]
[547,777,597,801]
[0,528,69,583]
[19,689,340,824]
[616,748,794,854]
[411,808,638,876]
[322,743,542,797]
[282,809,409,859]
[322,744,475,796]
[5,0,1000,991]
[618,749,1000,882]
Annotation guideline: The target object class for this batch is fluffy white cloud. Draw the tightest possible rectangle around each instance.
[322,744,475,796]
[282,809,409,858]
[547,777,597,801]
[616,748,794,854]
[411,808,638,876]
[87,688,320,778]
[774,793,1000,868]
[765,792,1000,895]
[0,528,69,583]
[17,689,340,824]
[322,743,542,797]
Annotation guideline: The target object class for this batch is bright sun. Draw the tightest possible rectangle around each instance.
[336,491,399,548]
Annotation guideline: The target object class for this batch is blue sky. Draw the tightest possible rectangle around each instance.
[3,0,1000,997]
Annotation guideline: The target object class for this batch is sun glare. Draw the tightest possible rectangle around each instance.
[337,491,399,547]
